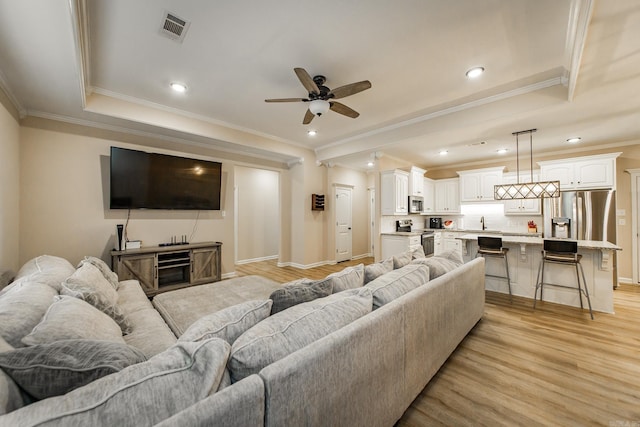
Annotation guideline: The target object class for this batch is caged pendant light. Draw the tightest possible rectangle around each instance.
[493,129,560,200]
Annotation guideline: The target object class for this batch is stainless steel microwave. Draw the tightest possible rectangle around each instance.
[408,196,424,213]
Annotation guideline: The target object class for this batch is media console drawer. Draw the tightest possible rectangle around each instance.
[112,242,221,297]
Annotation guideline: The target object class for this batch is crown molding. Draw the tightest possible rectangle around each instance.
[0,68,26,119]
[69,0,90,108]
[564,0,595,101]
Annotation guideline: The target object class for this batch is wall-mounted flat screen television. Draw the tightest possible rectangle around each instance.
[110,147,222,210]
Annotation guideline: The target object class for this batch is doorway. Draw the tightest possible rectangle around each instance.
[335,185,353,262]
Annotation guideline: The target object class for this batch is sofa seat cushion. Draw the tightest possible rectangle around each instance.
[0,281,58,348]
[365,263,430,309]
[0,339,147,400]
[363,258,393,284]
[269,279,332,314]
[0,339,230,426]
[122,309,177,359]
[228,287,373,383]
[21,296,125,346]
[9,255,75,293]
[179,299,273,345]
[153,275,282,337]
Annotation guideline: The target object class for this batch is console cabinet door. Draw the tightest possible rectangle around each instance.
[114,254,157,293]
[191,247,221,285]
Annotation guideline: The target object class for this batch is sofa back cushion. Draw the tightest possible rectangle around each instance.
[0,339,230,426]
[9,255,75,293]
[0,281,58,348]
[318,263,365,294]
[363,258,393,284]
[365,264,430,309]
[179,299,273,345]
[228,287,372,383]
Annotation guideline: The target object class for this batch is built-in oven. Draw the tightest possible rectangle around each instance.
[421,231,435,257]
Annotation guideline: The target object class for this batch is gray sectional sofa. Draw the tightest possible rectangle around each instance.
[0,251,485,426]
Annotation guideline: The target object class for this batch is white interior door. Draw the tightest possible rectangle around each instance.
[335,186,353,262]
[369,188,375,255]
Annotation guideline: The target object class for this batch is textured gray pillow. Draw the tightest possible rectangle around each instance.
[364,258,394,284]
[393,251,412,269]
[179,300,273,344]
[60,282,132,335]
[411,256,460,279]
[0,339,230,426]
[229,287,372,382]
[317,263,364,294]
[0,336,26,415]
[365,264,430,309]
[0,281,58,348]
[21,296,125,346]
[411,245,426,259]
[11,255,75,292]
[78,256,119,290]
[437,249,464,265]
[269,279,332,314]
[0,339,147,400]
[65,263,119,306]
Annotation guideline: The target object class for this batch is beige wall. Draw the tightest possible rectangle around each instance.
[0,92,20,272]
[235,166,279,262]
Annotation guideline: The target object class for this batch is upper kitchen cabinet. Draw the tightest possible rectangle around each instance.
[381,169,409,215]
[539,153,621,190]
[422,178,435,214]
[408,166,426,197]
[434,178,460,213]
[502,171,541,215]
[458,167,504,202]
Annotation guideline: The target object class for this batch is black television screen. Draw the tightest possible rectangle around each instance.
[110,147,222,210]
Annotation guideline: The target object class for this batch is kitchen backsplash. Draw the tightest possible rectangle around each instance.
[381,211,543,234]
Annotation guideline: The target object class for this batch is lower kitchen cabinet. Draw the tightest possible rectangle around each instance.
[381,234,421,259]
[434,231,462,256]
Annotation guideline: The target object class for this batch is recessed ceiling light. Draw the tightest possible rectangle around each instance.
[170,82,187,93]
[497,148,508,154]
[439,150,448,156]
[465,67,485,79]
[566,137,582,143]
[367,161,374,167]
[307,130,317,136]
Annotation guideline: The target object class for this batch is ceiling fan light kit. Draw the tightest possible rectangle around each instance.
[265,67,371,125]
[493,128,561,200]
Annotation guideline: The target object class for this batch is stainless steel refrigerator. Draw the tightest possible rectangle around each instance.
[543,189,618,286]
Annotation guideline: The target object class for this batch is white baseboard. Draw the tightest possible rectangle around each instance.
[352,253,373,260]
[235,255,279,265]
[276,253,372,269]
[618,276,635,285]
[221,272,236,279]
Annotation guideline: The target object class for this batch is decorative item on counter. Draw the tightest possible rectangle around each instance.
[528,220,537,233]
[444,220,455,229]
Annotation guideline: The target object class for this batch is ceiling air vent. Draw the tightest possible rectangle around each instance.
[160,11,190,43]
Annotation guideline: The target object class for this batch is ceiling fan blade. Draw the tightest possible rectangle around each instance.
[329,101,359,118]
[303,109,315,125]
[265,98,307,102]
[329,80,372,99]
[294,67,320,95]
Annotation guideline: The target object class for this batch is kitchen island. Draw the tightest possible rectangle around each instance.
[457,234,621,314]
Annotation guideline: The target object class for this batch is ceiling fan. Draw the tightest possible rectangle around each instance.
[265,67,372,125]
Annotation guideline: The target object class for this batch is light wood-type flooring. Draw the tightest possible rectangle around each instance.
[235,258,640,426]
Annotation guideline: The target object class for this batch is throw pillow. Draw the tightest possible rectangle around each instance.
[77,256,119,290]
[0,270,14,292]
[365,264,430,309]
[411,245,426,259]
[269,279,332,314]
[317,263,364,294]
[393,251,412,269]
[437,249,464,266]
[411,256,459,280]
[0,281,58,348]
[0,339,147,400]
[65,263,119,306]
[21,296,125,346]
[0,336,26,415]
[179,299,273,344]
[0,339,230,426]
[363,258,394,284]
[11,255,75,292]
[229,287,372,383]
[60,282,132,335]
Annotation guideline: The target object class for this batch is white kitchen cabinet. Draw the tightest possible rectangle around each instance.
[434,231,462,256]
[502,171,541,215]
[408,166,426,197]
[381,170,409,215]
[458,167,504,202]
[422,178,435,213]
[538,153,620,190]
[381,234,421,259]
[433,178,460,213]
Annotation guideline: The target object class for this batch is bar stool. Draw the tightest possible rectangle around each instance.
[534,239,593,320]
[476,236,512,302]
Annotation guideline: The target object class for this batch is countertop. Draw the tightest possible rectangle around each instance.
[456,233,621,251]
[381,229,542,237]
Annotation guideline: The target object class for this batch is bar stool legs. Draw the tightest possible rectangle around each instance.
[476,237,512,303]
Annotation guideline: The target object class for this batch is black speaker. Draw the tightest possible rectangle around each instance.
[116,224,124,251]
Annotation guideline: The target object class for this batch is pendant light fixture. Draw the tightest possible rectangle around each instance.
[493,129,560,200]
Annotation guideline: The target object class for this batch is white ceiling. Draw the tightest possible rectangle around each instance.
[0,0,639,170]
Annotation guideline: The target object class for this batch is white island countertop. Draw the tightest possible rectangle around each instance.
[455,233,621,251]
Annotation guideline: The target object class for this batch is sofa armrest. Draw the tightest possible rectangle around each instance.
[154,374,265,427]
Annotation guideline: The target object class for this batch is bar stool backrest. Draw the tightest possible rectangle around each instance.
[478,236,503,250]
[543,239,578,254]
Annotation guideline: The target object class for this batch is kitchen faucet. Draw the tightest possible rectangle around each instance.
[480,216,486,230]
